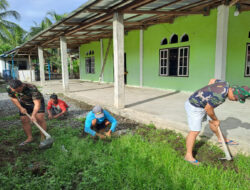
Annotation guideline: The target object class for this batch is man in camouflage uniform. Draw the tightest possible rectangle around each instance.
[6,79,47,146]
[184,79,250,165]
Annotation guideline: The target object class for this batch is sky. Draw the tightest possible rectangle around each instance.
[7,0,89,31]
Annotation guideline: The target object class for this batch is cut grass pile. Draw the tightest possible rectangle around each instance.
[0,115,249,190]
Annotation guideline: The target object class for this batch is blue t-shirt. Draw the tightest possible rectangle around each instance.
[189,80,229,108]
[84,110,117,136]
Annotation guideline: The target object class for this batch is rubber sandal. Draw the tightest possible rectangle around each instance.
[19,140,32,146]
[184,158,200,166]
[218,140,239,145]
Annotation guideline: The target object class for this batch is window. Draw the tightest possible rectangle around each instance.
[180,34,189,42]
[245,44,250,76]
[161,38,168,45]
[18,61,27,70]
[170,34,178,44]
[178,47,189,76]
[159,46,189,77]
[85,56,95,74]
[159,49,168,75]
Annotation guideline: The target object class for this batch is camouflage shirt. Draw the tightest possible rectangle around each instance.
[189,80,229,108]
[6,83,43,105]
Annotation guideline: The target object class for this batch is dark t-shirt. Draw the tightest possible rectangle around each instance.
[189,80,229,108]
[6,83,43,106]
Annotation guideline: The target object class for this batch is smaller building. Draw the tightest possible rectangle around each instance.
[0,48,35,81]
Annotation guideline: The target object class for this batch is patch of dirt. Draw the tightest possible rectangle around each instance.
[0,147,16,167]
[136,126,240,172]
[27,162,47,176]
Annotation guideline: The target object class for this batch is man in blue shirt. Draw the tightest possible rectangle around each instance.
[84,105,117,139]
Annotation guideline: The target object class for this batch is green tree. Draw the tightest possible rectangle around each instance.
[0,42,11,54]
[0,0,20,41]
[29,11,67,37]
[2,26,28,47]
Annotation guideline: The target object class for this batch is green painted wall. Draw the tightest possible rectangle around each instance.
[143,9,217,91]
[226,9,250,85]
[125,30,140,86]
[80,39,114,83]
[80,9,218,91]
[79,41,101,81]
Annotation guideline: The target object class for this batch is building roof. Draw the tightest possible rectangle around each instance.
[5,0,250,56]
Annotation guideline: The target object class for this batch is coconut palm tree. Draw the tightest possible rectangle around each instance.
[2,25,28,47]
[29,11,67,37]
[0,0,20,41]
[29,17,52,37]
[47,11,67,23]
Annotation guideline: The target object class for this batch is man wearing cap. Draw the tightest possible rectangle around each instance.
[47,93,69,119]
[84,105,117,139]
[6,79,47,146]
[184,79,250,165]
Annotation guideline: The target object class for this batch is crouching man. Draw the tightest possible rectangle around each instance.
[6,79,47,146]
[47,93,69,119]
[184,79,250,165]
[84,105,117,139]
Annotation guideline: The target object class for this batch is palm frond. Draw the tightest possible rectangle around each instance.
[0,10,20,20]
[0,0,8,11]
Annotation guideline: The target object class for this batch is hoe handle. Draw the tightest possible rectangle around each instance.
[217,125,232,160]
[25,113,51,138]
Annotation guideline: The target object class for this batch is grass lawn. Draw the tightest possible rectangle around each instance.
[0,114,249,190]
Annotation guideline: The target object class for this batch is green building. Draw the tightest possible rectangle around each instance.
[79,6,250,92]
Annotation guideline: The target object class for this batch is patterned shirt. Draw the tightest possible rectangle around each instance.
[189,80,229,108]
[6,83,43,105]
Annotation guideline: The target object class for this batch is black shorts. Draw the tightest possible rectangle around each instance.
[91,120,109,131]
[19,98,45,116]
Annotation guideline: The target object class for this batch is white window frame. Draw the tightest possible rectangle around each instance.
[159,46,189,77]
[245,44,250,77]
[178,47,189,76]
[90,56,95,74]
[159,49,169,76]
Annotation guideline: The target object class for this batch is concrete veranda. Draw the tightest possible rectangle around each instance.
[34,79,250,155]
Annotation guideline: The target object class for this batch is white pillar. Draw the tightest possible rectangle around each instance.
[214,5,229,80]
[100,39,104,82]
[113,12,125,109]
[28,54,32,82]
[140,29,144,87]
[69,55,73,78]
[60,36,69,93]
[38,46,45,86]
[79,46,82,79]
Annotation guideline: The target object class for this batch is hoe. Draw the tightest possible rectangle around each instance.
[26,113,54,149]
[217,125,232,161]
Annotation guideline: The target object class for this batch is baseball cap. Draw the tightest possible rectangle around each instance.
[232,85,250,103]
[92,105,104,118]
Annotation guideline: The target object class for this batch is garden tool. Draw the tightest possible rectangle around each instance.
[217,125,232,161]
[25,113,54,149]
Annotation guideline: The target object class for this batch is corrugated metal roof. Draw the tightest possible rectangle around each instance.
[7,0,237,56]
